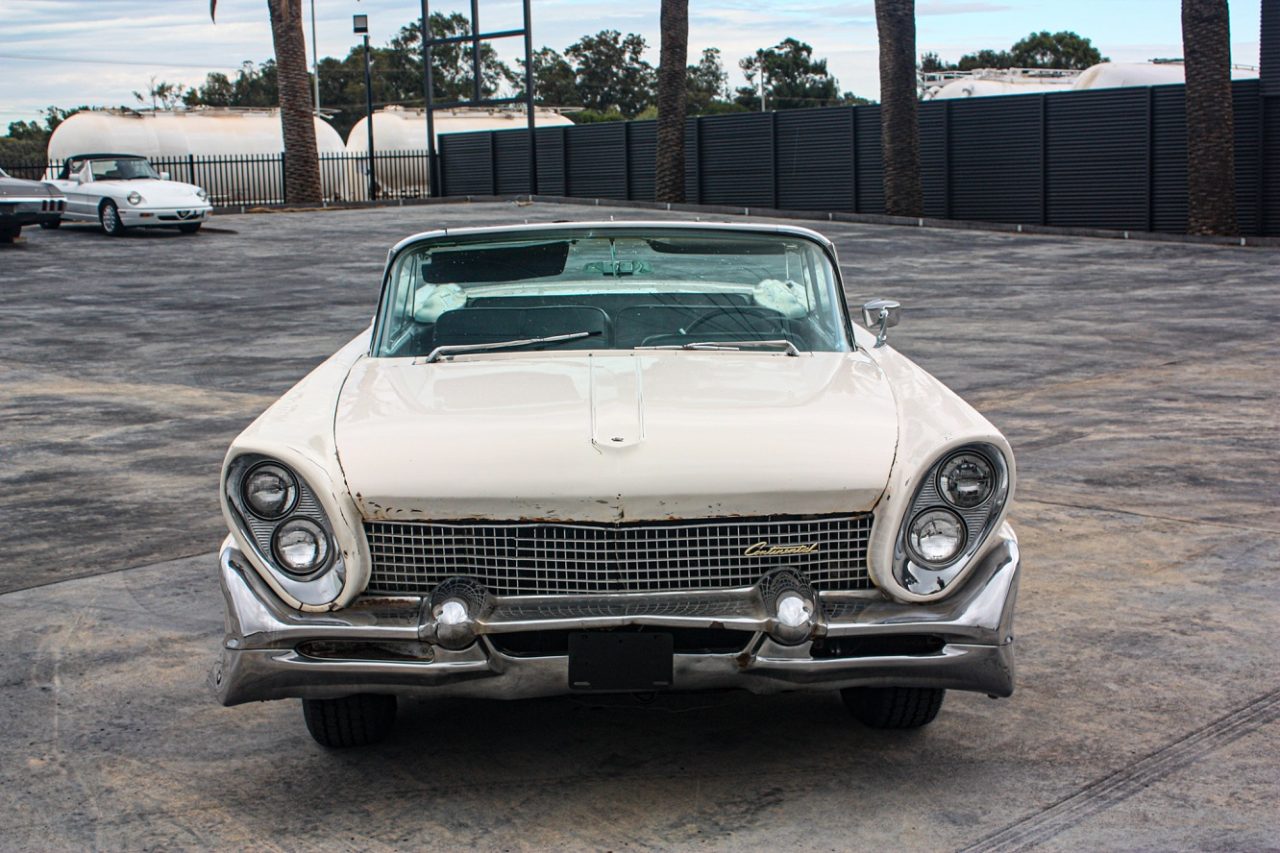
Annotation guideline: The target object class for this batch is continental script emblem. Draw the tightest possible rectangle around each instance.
[743,541,819,557]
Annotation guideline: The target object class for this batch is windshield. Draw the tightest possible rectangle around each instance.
[372,228,851,358]
[88,158,160,180]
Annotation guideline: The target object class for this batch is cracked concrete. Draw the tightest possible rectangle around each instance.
[0,203,1277,850]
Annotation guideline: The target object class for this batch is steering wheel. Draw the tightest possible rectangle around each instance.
[681,305,784,335]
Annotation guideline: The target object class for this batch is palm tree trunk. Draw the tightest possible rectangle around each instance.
[875,0,922,217]
[655,0,688,204]
[268,0,322,204]
[1183,0,1237,235]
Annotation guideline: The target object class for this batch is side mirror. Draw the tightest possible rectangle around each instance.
[160,171,171,181]
[861,298,901,348]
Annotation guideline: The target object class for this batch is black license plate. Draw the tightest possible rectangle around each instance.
[568,632,674,692]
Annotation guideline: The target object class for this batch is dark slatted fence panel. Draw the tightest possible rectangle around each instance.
[919,101,948,218]
[566,123,627,199]
[535,127,566,196]
[775,107,855,211]
[854,106,884,215]
[1232,80,1263,236]
[438,132,494,196]
[626,120,657,202]
[494,130,531,195]
[949,95,1044,224]
[698,112,774,207]
[1151,86,1188,233]
[1046,88,1150,229]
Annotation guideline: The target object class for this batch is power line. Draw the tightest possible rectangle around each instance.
[0,52,245,71]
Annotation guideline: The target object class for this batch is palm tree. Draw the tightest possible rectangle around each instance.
[211,0,322,204]
[655,0,688,203]
[875,0,922,217]
[1182,0,1237,235]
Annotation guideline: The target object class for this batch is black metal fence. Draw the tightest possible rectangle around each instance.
[0,150,430,206]
[439,79,1278,236]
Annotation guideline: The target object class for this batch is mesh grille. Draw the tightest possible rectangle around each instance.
[364,514,873,596]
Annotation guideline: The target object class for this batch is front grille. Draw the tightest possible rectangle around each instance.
[363,514,873,596]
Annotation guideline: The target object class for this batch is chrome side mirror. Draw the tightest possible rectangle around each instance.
[861,298,901,348]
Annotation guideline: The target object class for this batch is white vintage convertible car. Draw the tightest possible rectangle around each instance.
[215,222,1019,748]
[47,154,211,235]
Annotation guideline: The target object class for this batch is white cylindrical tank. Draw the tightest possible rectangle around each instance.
[47,109,345,203]
[930,77,1076,100]
[342,106,575,198]
[1071,61,1259,90]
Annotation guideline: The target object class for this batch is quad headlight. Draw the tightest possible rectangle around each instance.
[907,508,966,565]
[224,453,345,605]
[273,517,330,574]
[126,191,143,205]
[894,443,1009,597]
[242,462,297,519]
[196,188,208,201]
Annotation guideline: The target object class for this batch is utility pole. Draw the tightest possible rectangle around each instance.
[354,14,377,200]
[310,0,320,110]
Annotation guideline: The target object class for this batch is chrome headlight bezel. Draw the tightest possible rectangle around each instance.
[223,453,346,603]
[126,191,143,205]
[892,443,1010,597]
[195,187,208,201]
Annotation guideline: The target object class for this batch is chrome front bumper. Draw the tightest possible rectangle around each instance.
[213,527,1020,705]
[121,206,209,226]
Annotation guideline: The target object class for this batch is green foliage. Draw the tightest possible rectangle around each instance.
[0,106,91,164]
[517,48,582,107]
[568,108,630,124]
[184,61,278,108]
[924,30,1107,72]
[735,38,863,110]
[566,30,655,117]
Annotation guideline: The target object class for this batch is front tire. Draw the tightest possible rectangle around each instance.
[100,201,125,236]
[841,686,945,729]
[0,225,18,244]
[302,694,397,748]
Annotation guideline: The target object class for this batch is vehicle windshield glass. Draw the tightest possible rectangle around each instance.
[0,168,8,178]
[89,158,160,180]
[373,229,851,358]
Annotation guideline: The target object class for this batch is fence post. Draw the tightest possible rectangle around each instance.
[561,126,570,197]
[850,106,859,213]
[187,153,196,188]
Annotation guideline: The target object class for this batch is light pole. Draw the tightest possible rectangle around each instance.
[354,13,377,200]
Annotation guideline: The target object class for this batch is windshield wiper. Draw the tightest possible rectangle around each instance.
[636,339,801,356]
[420,330,601,363]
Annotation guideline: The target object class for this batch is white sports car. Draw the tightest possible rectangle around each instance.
[214,221,1020,748]
[47,153,211,235]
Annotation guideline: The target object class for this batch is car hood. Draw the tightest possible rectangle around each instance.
[335,350,898,523]
[90,179,207,205]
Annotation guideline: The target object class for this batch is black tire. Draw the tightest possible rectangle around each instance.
[177,222,201,234]
[100,200,125,236]
[0,225,18,244]
[841,686,945,729]
[302,694,397,748]
[39,219,61,230]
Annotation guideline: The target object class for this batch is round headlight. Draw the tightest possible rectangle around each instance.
[272,518,329,574]
[196,188,208,201]
[907,508,966,565]
[126,191,142,205]
[242,463,297,519]
[937,452,994,509]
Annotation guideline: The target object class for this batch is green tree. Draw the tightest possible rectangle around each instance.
[517,48,582,107]
[184,62,278,108]
[1009,30,1106,69]
[957,48,1014,69]
[134,78,189,110]
[686,48,729,113]
[734,39,855,110]
[566,30,655,117]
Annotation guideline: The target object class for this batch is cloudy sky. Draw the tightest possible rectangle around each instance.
[0,0,1265,126]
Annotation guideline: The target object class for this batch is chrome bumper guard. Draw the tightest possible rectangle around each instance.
[214,527,1020,705]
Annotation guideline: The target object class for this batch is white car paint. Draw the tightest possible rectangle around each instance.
[221,222,1016,611]
[48,155,212,232]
